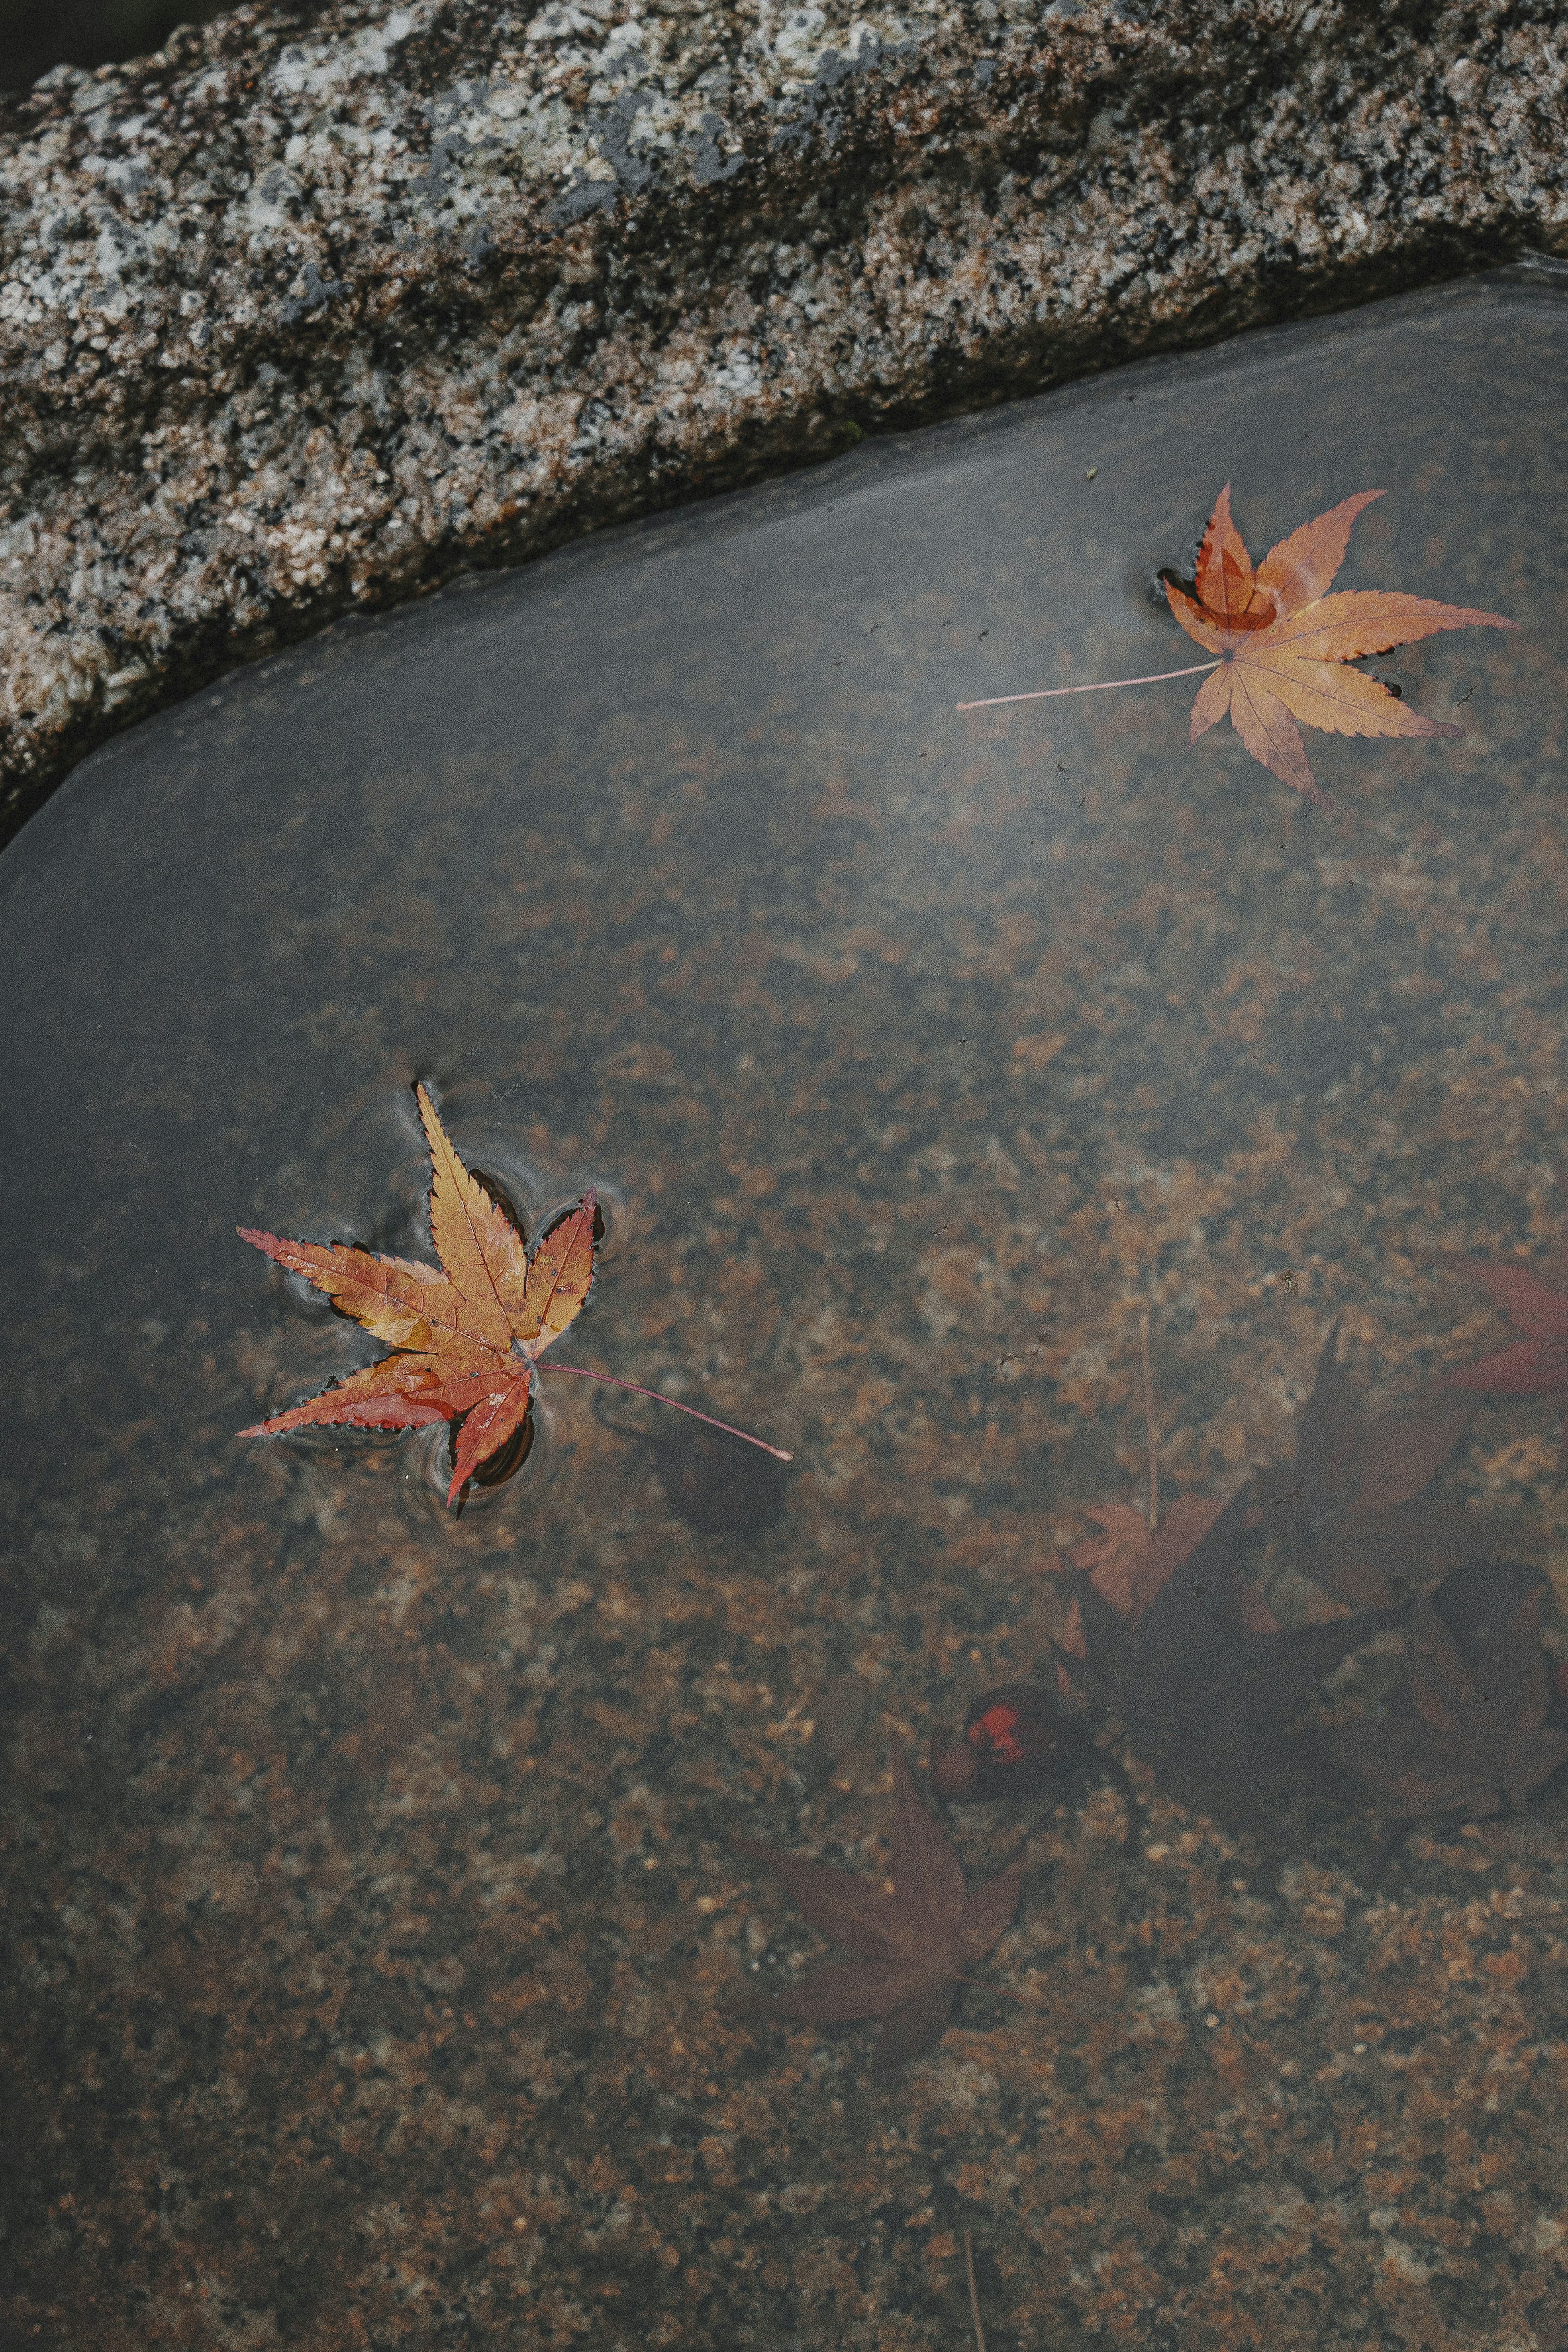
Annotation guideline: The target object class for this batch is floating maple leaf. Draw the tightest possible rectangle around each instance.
[1433,1209,1568,1451]
[239,1085,596,1505]
[239,1083,787,1506]
[960,486,1517,806]
[1162,486,1518,804]
[1327,1564,1568,1821]
[733,1753,1022,2078]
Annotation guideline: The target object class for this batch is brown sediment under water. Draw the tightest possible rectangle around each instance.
[4,264,1568,2348]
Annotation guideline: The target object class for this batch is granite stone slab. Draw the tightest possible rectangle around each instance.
[4,272,1568,2350]
[2,0,1566,842]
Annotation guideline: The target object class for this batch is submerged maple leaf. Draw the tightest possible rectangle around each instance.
[1164,487,1518,805]
[1050,1332,1531,1844]
[1056,1487,1397,1842]
[1433,1209,1568,1450]
[239,1085,597,1505]
[1060,1312,1229,1626]
[1327,1564,1568,1821]
[1269,1330,1480,1610]
[733,1753,1023,2079]
[240,1084,788,1506]
[1069,1493,1226,1625]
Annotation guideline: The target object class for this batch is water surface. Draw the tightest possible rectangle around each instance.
[4,265,1568,2350]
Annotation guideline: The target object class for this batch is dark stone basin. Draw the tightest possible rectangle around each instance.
[4,268,1567,2348]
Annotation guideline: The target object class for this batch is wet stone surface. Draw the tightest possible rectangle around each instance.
[4,270,1568,2346]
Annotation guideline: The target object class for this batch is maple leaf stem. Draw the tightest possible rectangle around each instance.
[543,1363,793,1460]
[956,660,1220,712]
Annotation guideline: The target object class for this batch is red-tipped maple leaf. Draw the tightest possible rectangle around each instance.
[238,1083,596,1506]
[1434,1212,1568,1447]
[733,1753,1023,2078]
[1164,486,1518,805]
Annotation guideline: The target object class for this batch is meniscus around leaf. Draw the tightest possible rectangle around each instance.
[238,1083,789,1507]
[960,486,1519,805]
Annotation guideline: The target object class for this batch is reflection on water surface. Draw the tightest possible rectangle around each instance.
[3,266,1568,2350]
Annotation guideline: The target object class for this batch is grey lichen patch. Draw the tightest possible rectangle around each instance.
[2,0,1565,840]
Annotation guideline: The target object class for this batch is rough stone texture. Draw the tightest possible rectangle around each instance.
[1,0,1565,841]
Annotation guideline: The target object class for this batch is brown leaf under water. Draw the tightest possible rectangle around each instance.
[1432,1205,1568,1452]
[732,1753,1023,2078]
[1069,1494,1228,1625]
[1266,1329,1479,1608]
[1056,1486,1399,1843]
[1327,1566,1568,1821]
[1052,1334,1536,1842]
[1165,486,1518,805]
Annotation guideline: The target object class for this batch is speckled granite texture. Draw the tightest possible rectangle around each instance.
[1,0,1566,840]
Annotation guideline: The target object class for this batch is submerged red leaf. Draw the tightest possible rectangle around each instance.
[1056,1483,1394,1843]
[1434,1210,1568,1448]
[930,1683,1090,1802]
[1069,1494,1226,1624]
[1329,1571,1568,1821]
[1274,1330,1477,1608]
[1049,1333,1497,1841]
[733,1753,1022,2078]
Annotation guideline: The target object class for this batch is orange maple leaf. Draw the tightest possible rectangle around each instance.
[238,1085,597,1506]
[1164,486,1519,805]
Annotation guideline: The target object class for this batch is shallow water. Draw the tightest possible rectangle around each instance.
[4,264,1568,2349]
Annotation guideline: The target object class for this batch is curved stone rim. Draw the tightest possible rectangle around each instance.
[2,0,1564,848]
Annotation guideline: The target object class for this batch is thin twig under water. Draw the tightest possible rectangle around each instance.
[963,2228,988,2352]
[1140,1307,1159,1532]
